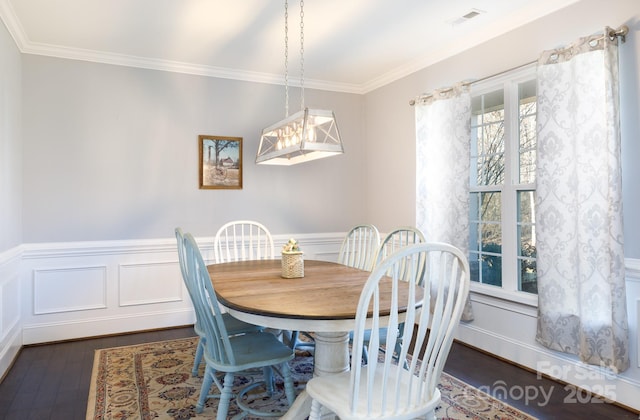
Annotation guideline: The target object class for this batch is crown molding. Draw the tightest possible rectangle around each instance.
[0,0,27,48]
[0,1,365,95]
[21,40,367,94]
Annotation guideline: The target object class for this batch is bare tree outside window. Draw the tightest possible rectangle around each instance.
[469,79,537,294]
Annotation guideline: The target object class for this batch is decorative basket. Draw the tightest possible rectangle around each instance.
[281,251,304,278]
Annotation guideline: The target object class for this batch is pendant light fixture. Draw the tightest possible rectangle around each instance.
[256,0,343,165]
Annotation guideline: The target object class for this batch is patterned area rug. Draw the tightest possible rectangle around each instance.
[87,337,537,419]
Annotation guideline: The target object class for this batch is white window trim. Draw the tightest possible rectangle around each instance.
[469,63,539,307]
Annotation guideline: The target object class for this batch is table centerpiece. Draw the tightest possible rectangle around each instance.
[281,238,304,278]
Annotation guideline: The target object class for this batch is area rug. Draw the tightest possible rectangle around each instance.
[87,337,537,419]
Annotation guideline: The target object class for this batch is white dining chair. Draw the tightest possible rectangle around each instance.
[338,224,381,271]
[175,228,263,377]
[353,226,427,365]
[374,226,426,268]
[214,220,275,263]
[183,232,297,419]
[213,220,307,351]
[306,242,470,420]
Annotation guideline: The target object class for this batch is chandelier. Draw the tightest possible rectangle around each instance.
[256,0,343,165]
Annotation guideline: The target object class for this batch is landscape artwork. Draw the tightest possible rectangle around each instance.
[199,135,243,189]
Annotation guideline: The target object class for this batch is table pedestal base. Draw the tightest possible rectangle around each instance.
[281,331,349,420]
[313,331,349,376]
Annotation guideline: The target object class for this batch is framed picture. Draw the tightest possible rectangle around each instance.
[199,135,243,189]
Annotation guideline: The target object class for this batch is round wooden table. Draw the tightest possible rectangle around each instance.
[208,259,421,420]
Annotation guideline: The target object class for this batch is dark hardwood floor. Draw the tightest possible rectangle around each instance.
[444,343,638,419]
[0,326,637,419]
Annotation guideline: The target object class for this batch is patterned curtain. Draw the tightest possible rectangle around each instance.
[535,29,629,372]
[415,83,474,321]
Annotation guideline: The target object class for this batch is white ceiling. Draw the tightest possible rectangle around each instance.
[0,0,579,93]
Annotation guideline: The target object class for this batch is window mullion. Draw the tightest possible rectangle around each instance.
[502,81,519,293]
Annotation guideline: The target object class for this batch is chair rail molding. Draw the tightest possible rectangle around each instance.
[626,257,640,280]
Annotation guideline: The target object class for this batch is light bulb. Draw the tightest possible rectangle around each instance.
[307,126,316,142]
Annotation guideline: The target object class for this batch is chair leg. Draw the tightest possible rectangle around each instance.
[281,362,296,405]
[192,338,204,376]
[394,339,409,369]
[262,366,274,395]
[196,365,215,413]
[310,399,323,420]
[362,344,369,365]
[287,331,298,349]
[285,330,316,352]
[216,372,235,420]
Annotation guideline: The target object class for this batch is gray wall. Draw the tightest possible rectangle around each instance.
[15,0,640,256]
[21,56,366,242]
[363,0,640,258]
[0,19,22,253]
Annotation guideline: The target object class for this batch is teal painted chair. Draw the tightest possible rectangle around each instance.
[175,227,262,377]
[183,232,296,419]
[307,243,470,420]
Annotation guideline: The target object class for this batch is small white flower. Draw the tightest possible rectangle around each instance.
[282,238,300,253]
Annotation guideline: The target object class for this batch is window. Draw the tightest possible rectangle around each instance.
[468,66,537,298]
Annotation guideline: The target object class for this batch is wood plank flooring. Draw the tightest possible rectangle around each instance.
[0,326,637,419]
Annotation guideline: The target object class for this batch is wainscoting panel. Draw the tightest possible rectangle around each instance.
[1,272,20,337]
[33,265,107,314]
[0,247,22,384]
[17,233,345,346]
[119,261,183,306]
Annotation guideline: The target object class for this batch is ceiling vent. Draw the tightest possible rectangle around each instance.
[447,8,485,26]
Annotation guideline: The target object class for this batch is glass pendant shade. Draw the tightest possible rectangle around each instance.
[256,108,343,165]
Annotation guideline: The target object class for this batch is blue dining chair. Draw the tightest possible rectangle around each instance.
[175,227,262,377]
[183,232,297,419]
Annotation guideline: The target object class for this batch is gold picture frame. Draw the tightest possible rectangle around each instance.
[199,135,243,189]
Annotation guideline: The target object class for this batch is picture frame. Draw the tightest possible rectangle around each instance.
[199,135,243,189]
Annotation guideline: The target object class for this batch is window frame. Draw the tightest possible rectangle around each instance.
[469,64,538,307]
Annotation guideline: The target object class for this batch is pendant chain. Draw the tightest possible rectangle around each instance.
[299,0,305,111]
[284,0,289,117]
[283,0,305,117]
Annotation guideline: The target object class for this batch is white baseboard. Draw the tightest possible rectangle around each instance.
[456,321,640,412]
[0,326,21,381]
[21,308,196,345]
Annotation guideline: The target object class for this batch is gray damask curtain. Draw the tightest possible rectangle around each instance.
[415,83,474,321]
[535,29,629,372]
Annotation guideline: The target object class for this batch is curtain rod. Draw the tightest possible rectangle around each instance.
[409,25,629,106]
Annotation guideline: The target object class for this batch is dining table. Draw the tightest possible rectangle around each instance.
[208,258,423,420]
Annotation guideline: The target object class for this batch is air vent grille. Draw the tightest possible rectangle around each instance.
[447,8,485,26]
